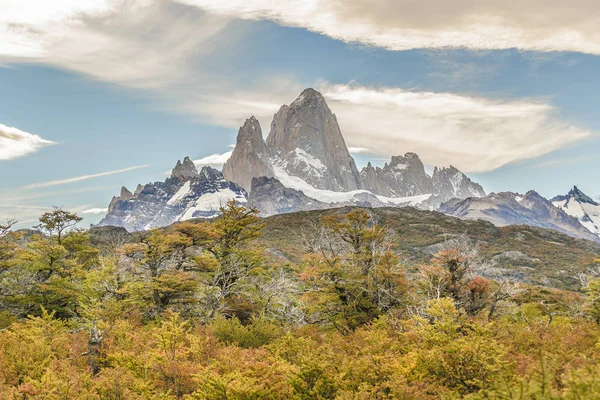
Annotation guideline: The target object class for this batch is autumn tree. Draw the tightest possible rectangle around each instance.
[121,228,193,318]
[35,207,82,245]
[175,200,265,321]
[302,209,408,332]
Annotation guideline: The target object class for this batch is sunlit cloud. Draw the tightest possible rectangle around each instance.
[319,83,590,172]
[194,150,233,169]
[179,0,600,55]
[0,123,55,160]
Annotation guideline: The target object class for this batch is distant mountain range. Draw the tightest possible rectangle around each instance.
[97,88,599,243]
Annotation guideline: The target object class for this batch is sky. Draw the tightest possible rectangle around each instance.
[1,0,599,228]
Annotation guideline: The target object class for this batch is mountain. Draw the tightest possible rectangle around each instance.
[99,88,486,228]
[360,153,432,197]
[432,166,486,203]
[223,88,484,212]
[222,116,274,192]
[552,186,600,237]
[98,160,247,231]
[266,88,363,192]
[439,191,600,242]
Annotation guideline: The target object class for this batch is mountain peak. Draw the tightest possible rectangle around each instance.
[171,156,198,180]
[569,186,598,205]
[223,116,274,191]
[290,88,326,108]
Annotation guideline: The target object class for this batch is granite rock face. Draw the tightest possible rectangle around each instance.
[108,186,134,213]
[432,166,486,203]
[223,116,274,191]
[266,88,363,192]
[171,156,198,180]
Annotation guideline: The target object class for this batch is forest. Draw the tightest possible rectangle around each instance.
[2,201,600,399]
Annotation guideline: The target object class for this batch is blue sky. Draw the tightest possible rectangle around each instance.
[1,0,599,227]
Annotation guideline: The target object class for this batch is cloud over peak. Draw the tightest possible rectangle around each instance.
[0,123,55,160]
[320,83,590,172]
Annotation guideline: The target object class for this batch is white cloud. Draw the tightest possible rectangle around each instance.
[0,0,232,88]
[179,0,600,55]
[82,207,108,214]
[0,1,595,174]
[318,83,590,172]
[348,147,372,154]
[0,123,55,160]
[194,150,233,169]
[24,164,150,189]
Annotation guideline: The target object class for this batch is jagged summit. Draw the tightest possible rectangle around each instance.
[222,116,274,191]
[552,186,600,237]
[171,156,198,180]
[266,88,362,191]
[108,186,133,213]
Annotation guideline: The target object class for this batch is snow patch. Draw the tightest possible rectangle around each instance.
[180,188,247,220]
[167,181,191,205]
[272,163,430,206]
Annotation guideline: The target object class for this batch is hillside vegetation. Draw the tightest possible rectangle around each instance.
[2,204,600,399]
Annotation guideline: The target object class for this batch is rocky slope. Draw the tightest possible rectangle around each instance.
[439,191,600,242]
[552,186,600,238]
[98,160,247,231]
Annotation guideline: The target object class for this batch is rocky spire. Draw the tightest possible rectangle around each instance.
[266,88,363,192]
[134,184,145,196]
[568,186,598,205]
[222,116,274,192]
[199,166,223,182]
[108,186,134,213]
[171,156,198,180]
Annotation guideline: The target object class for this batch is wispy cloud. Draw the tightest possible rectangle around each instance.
[0,1,596,175]
[348,147,372,154]
[82,207,108,214]
[24,165,150,189]
[194,151,233,169]
[0,123,55,160]
[318,83,591,173]
[179,0,600,55]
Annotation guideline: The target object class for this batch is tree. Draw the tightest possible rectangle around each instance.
[175,200,265,321]
[301,209,407,332]
[35,207,82,245]
[121,228,193,319]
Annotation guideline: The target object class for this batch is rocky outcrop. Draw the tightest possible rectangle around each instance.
[223,116,274,191]
[247,177,329,216]
[266,88,363,192]
[199,166,224,182]
[432,166,486,203]
[171,156,198,180]
[108,186,134,213]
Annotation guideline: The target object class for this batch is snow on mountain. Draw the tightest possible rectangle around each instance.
[552,186,600,237]
[271,162,430,207]
[440,190,600,242]
[98,163,247,231]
